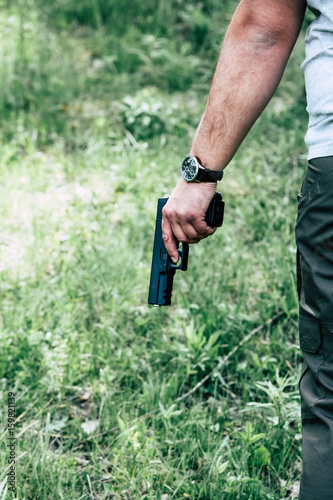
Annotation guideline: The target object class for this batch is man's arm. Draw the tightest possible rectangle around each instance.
[162,0,306,264]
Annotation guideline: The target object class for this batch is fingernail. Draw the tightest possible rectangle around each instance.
[172,257,178,264]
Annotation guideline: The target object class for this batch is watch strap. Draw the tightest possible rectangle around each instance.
[194,156,224,182]
[196,166,224,182]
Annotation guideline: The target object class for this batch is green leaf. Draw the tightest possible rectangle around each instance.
[216,457,229,475]
[249,433,266,444]
[252,446,271,467]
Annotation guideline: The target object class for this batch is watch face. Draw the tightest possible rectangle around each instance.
[181,156,199,182]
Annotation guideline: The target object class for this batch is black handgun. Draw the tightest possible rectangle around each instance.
[148,192,224,306]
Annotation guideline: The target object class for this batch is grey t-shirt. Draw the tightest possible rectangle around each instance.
[302,1,333,159]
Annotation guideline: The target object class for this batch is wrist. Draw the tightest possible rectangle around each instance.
[189,150,225,173]
[179,177,217,195]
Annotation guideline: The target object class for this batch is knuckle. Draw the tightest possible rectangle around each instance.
[176,209,197,221]
[166,210,176,221]
[175,209,185,220]
[195,223,209,235]
[186,211,196,221]
[162,207,169,218]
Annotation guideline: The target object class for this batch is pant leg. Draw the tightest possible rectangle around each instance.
[298,314,333,500]
[296,157,333,500]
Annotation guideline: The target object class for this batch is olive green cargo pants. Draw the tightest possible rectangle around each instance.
[296,156,333,500]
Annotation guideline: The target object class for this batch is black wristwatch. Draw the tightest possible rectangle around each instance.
[181,155,224,182]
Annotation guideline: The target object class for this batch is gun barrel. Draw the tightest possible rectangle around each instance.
[148,198,175,306]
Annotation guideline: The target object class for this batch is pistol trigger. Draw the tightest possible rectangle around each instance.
[178,243,188,271]
[168,243,189,271]
[169,255,182,270]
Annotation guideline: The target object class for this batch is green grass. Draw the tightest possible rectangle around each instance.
[0,1,313,498]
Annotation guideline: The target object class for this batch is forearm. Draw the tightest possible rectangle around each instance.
[162,0,306,261]
[191,3,305,169]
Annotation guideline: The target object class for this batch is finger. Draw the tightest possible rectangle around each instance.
[173,208,217,237]
[174,219,201,241]
[172,221,201,244]
[177,213,217,239]
[161,216,180,263]
[171,214,215,242]
[192,220,217,237]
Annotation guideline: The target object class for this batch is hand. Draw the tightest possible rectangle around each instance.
[162,178,218,263]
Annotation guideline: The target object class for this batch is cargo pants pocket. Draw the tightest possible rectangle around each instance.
[299,312,326,419]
